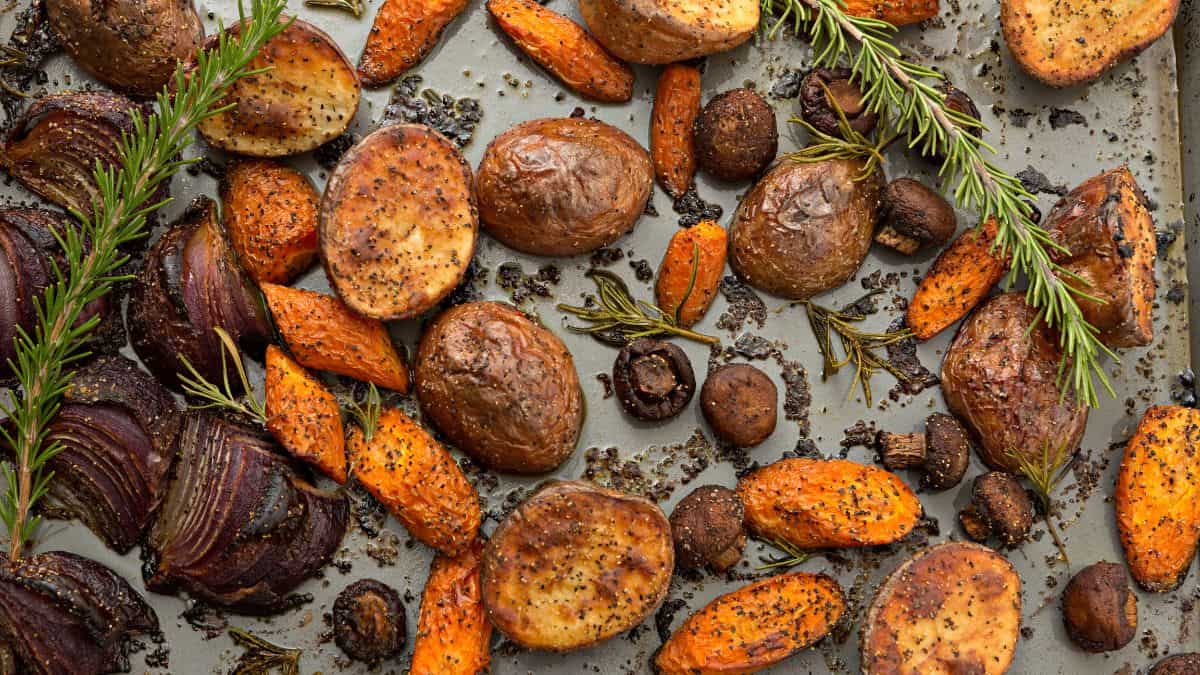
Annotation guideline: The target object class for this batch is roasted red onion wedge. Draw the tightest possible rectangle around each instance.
[145,412,349,613]
[0,550,158,675]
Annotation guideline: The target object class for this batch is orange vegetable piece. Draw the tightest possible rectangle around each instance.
[906,217,1010,340]
[844,0,939,26]
[264,345,347,483]
[358,0,469,87]
[486,0,634,103]
[220,159,320,285]
[410,541,493,675]
[655,220,727,328]
[650,63,701,198]
[260,283,410,393]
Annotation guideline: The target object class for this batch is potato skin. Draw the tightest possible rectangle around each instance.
[481,481,673,651]
[415,302,584,474]
[737,458,921,549]
[578,0,760,64]
[729,158,883,300]
[861,542,1021,675]
[476,118,652,256]
[940,292,1089,473]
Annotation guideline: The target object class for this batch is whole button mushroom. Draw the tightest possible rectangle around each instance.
[1150,654,1200,675]
[694,88,778,182]
[874,178,958,255]
[669,485,746,571]
[332,579,406,664]
[958,471,1034,546]
[876,413,971,491]
[613,338,696,421]
[701,364,778,447]
[799,67,878,137]
[1061,562,1137,653]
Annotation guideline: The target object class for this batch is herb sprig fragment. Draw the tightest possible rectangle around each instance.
[1008,440,1075,564]
[229,627,302,675]
[558,269,719,346]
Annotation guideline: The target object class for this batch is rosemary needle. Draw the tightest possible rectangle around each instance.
[1007,440,1074,564]
[229,627,302,675]
[177,327,267,424]
[756,538,813,572]
[803,290,914,407]
[304,0,364,17]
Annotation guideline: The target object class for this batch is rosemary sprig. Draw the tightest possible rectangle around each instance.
[0,0,288,559]
[557,270,719,346]
[804,290,914,406]
[347,382,382,442]
[303,0,364,17]
[177,328,266,424]
[229,627,301,675]
[762,0,1114,408]
[1008,440,1074,564]
[756,538,812,571]
[790,82,896,179]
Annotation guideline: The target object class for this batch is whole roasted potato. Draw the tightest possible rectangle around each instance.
[476,118,652,256]
[578,0,759,64]
[415,302,584,474]
[47,0,204,97]
[729,158,883,300]
[941,292,1089,473]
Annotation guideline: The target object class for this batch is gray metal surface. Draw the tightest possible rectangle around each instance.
[2,0,1196,673]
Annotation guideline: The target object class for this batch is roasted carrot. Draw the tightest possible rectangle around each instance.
[260,283,410,393]
[486,0,634,103]
[358,0,469,87]
[410,541,493,675]
[844,0,939,26]
[655,220,727,328]
[263,345,347,483]
[220,159,320,285]
[906,217,1009,340]
[650,63,701,197]
[349,407,481,556]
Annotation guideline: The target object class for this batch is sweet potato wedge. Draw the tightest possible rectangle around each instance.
[410,541,493,675]
[193,18,360,157]
[264,345,347,483]
[320,124,478,321]
[655,572,845,675]
[578,0,759,64]
[844,0,938,26]
[348,407,481,556]
[358,0,468,87]
[650,63,701,197]
[906,217,1009,340]
[737,458,922,549]
[1043,166,1156,348]
[487,0,634,103]
[861,542,1022,674]
[1115,405,1200,592]
[220,159,320,285]
[1001,0,1179,87]
[655,220,726,328]
[260,283,410,392]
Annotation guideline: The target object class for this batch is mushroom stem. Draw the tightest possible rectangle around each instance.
[958,505,991,541]
[874,223,922,255]
[877,431,927,470]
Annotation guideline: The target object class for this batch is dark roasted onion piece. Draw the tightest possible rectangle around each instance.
[0,551,158,675]
[128,196,271,389]
[145,412,349,613]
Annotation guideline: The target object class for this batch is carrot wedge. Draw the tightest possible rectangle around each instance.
[844,0,939,26]
[655,220,726,328]
[410,541,493,675]
[264,345,347,483]
[650,63,702,198]
[260,283,410,392]
[906,217,1009,340]
[221,159,320,285]
[358,0,468,87]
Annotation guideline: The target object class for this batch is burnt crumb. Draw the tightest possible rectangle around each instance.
[381,75,483,147]
[185,156,226,181]
[840,420,876,455]
[315,133,359,170]
[655,598,688,643]
[0,0,58,120]
[771,69,804,99]
[885,318,938,398]
[144,641,170,669]
[630,258,654,282]
[569,106,586,118]
[673,186,724,228]
[1006,108,1034,127]
[1116,243,1134,258]
[1156,223,1180,257]
[581,431,715,502]
[839,292,880,319]
[1172,368,1196,408]
[597,372,614,398]
[789,437,822,458]
[365,531,402,566]
[716,276,767,331]
[1021,626,1035,639]
[181,602,228,640]
[347,479,387,538]
[590,247,625,267]
[1167,283,1189,304]
[625,623,649,643]
[496,262,561,304]
[1016,166,1068,196]
[781,360,812,437]
[733,333,774,360]
[1049,108,1087,129]
[458,456,500,494]
[644,200,659,217]
[442,257,489,307]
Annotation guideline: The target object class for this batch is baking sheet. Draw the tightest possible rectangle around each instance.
[2,0,1196,672]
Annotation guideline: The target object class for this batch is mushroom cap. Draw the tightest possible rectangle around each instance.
[332,578,407,663]
[612,338,696,421]
[669,485,746,571]
[921,413,971,490]
[878,179,958,253]
[1061,561,1137,653]
[971,471,1034,546]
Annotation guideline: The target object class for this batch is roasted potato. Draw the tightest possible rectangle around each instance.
[578,0,759,64]
[861,542,1022,675]
[320,124,478,320]
[46,0,204,97]
[906,217,1009,340]
[220,159,320,285]
[415,302,584,473]
[481,481,673,651]
[729,158,884,300]
[940,292,1089,473]
[410,542,492,675]
[1115,405,1200,592]
[655,572,844,674]
[192,18,361,157]
[1001,0,1179,87]
[1044,166,1155,348]
[476,118,652,256]
[737,458,922,549]
[358,0,468,87]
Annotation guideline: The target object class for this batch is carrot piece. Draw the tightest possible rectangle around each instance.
[843,0,938,26]
[905,217,1009,340]
[655,220,727,328]
[348,407,481,556]
[263,345,347,483]
[486,0,634,103]
[410,541,493,675]
[358,0,469,87]
[260,283,410,392]
[655,572,845,675]
[220,159,320,285]
[1116,405,1200,592]
[650,63,701,198]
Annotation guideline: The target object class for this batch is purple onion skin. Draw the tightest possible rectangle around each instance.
[146,412,348,614]
[0,550,158,675]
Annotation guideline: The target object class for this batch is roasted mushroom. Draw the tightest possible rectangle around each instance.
[876,413,970,491]
[1061,562,1137,653]
[958,472,1034,546]
[1150,654,1200,675]
[333,579,407,664]
[923,83,980,160]
[800,67,878,137]
[612,338,696,421]
[700,363,778,447]
[669,485,745,571]
[874,178,958,255]
[694,88,778,182]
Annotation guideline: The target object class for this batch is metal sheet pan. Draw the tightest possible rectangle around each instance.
[1,0,1195,672]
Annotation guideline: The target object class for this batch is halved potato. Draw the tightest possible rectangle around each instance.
[862,542,1022,674]
[481,480,673,651]
[193,18,360,157]
[578,0,759,64]
[1000,0,1179,87]
[321,124,477,320]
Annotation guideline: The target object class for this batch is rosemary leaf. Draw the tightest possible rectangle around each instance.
[347,382,382,442]
[803,290,913,407]
[557,270,719,346]
[304,0,364,17]
[756,538,813,571]
[177,327,266,424]
[1007,440,1074,563]
[229,627,302,675]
